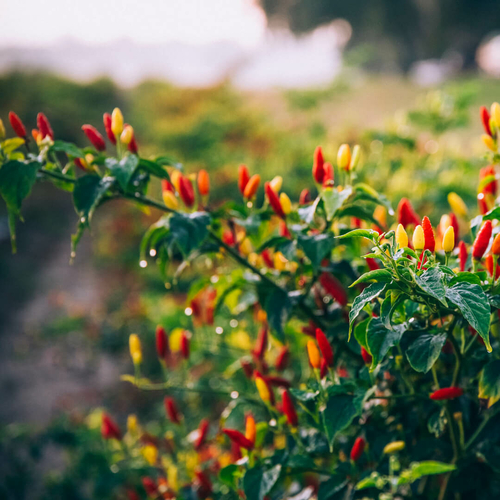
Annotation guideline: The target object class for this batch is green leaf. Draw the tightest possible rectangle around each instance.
[318,475,348,500]
[258,286,291,343]
[321,187,352,221]
[0,159,41,252]
[351,269,393,287]
[335,205,381,226]
[366,317,404,370]
[348,283,386,338]
[289,388,319,402]
[297,197,320,224]
[449,272,482,286]
[243,465,282,500]
[483,206,500,222]
[321,394,360,450]
[105,154,140,190]
[354,183,394,215]
[297,233,335,268]
[138,158,170,180]
[445,282,491,352]
[479,360,500,405]
[73,175,115,224]
[1,137,25,154]
[219,464,242,489]
[50,140,84,158]
[169,211,211,257]
[415,267,447,306]
[354,318,370,350]
[398,461,456,485]
[356,474,382,491]
[337,228,380,241]
[406,332,447,373]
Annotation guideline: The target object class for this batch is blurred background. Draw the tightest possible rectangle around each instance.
[0,0,499,498]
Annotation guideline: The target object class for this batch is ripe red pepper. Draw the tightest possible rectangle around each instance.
[429,387,464,400]
[299,188,311,205]
[265,182,285,218]
[179,175,195,207]
[141,477,158,497]
[478,193,489,215]
[459,241,468,272]
[361,347,372,365]
[81,124,106,151]
[103,112,116,144]
[195,419,210,450]
[261,249,274,268]
[312,146,325,184]
[264,375,291,388]
[472,220,492,260]
[320,358,328,379]
[37,113,54,140]
[480,165,497,196]
[275,346,289,371]
[74,158,87,171]
[366,258,380,271]
[319,273,348,306]
[449,213,459,244]
[238,164,250,195]
[485,254,500,279]
[222,429,254,450]
[322,161,334,187]
[397,198,420,228]
[253,325,268,360]
[180,330,190,359]
[421,216,435,252]
[128,133,138,154]
[161,179,174,193]
[241,358,253,378]
[315,328,334,367]
[164,396,181,424]
[480,106,492,136]
[8,112,27,138]
[195,469,213,498]
[350,437,366,462]
[101,413,121,440]
[281,389,298,426]
[279,220,291,238]
[156,325,170,360]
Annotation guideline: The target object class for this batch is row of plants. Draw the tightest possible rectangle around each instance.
[1,100,499,500]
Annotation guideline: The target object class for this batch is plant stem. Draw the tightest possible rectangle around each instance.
[464,405,500,451]
[40,168,76,183]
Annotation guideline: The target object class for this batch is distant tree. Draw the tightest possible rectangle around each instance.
[258,0,500,70]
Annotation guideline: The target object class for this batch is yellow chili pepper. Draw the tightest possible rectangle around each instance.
[383,441,406,454]
[442,226,455,253]
[412,225,425,251]
[350,144,361,170]
[120,124,134,145]
[447,192,468,217]
[270,175,283,192]
[129,334,142,364]
[307,340,321,369]
[337,144,351,171]
[482,134,497,152]
[279,193,292,215]
[163,190,179,210]
[111,107,124,138]
[255,376,271,403]
[396,224,408,249]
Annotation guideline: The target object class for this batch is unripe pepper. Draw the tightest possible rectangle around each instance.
[397,198,420,228]
[472,220,492,260]
[238,164,250,194]
[383,441,405,454]
[164,396,181,424]
[492,233,500,255]
[337,144,351,171]
[0,119,5,140]
[447,192,468,217]
[120,124,134,145]
[421,216,435,252]
[222,429,254,450]
[163,190,179,210]
[396,224,408,249]
[350,144,361,170]
[156,325,170,361]
[179,175,195,207]
[412,225,425,251]
[101,413,122,440]
[281,389,298,426]
[480,165,497,196]
[480,106,492,136]
[307,340,321,369]
[265,182,285,218]
[350,437,365,462]
[245,414,256,446]
[491,102,500,127]
[129,334,142,364]
[128,133,138,154]
[485,254,500,279]
[103,112,116,144]
[430,387,463,400]
[197,169,210,196]
[82,124,106,151]
[180,330,190,359]
[8,112,26,138]
[319,272,348,306]
[315,328,334,367]
[243,174,260,200]
[361,347,372,365]
[312,146,325,184]
[270,175,282,192]
[254,369,274,404]
[111,107,124,138]
[279,192,292,215]
[322,162,334,187]
[37,113,54,140]
[442,226,455,253]
[483,134,497,152]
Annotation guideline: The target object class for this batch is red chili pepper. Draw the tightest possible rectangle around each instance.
[81,124,106,151]
[142,477,158,497]
[478,193,489,215]
[421,216,435,252]
[180,331,190,359]
[361,347,372,365]
[315,328,334,366]
[299,188,311,205]
[485,254,500,279]
[279,220,291,238]
[103,112,116,144]
[74,158,87,171]
[352,217,362,228]
[222,229,236,246]
[480,106,492,136]
[281,389,298,426]
[350,437,366,462]
[238,164,250,195]
[366,258,380,271]
[264,375,291,388]
[37,113,54,140]
[101,413,121,440]
[195,469,213,498]
[197,169,210,196]
[275,346,289,371]
[261,249,274,268]
[265,182,285,218]
[253,325,268,360]
[126,489,140,500]
[241,358,253,378]
[128,133,138,154]
[231,440,242,461]
[161,179,174,193]
[195,419,210,450]
[449,213,459,244]
[320,358,328,379]
[222,429,254,450]
[319,273,348,306]
[397,198,420,228]
[179,175,195,207]
[8,112,27,138]
[480,165,497,196]
[164,396,182,424]
[312,146,325,184]
[301,320,317,337]
[429,387,464,400]
[156,325,170,360]
[472,220,492,260]
[322,161,334,187]
[459,241,468,272]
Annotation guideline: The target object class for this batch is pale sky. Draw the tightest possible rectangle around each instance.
[0,0,267,48]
